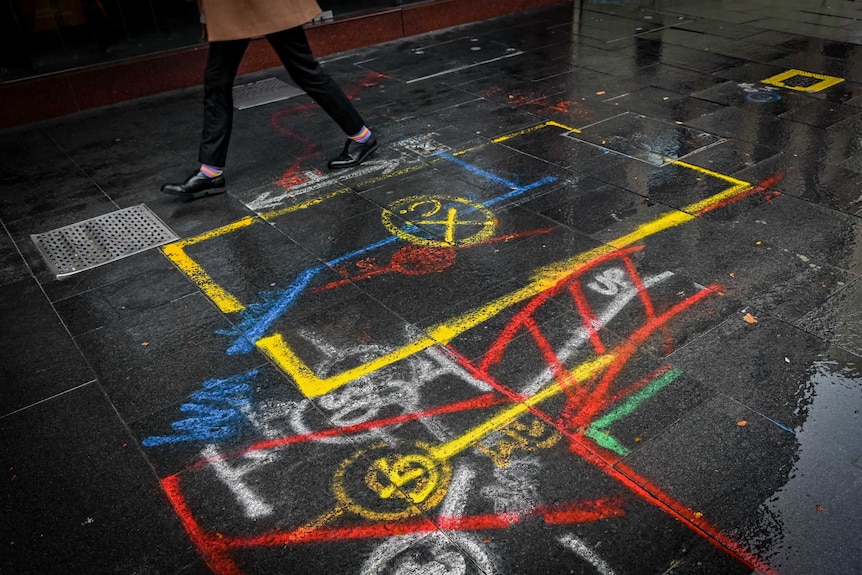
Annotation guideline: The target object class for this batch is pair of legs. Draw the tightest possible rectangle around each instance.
[163,25,376,198]
[199,25,368,167]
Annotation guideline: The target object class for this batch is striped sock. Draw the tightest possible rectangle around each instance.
[200,164,223,178]
[349,126,372,144]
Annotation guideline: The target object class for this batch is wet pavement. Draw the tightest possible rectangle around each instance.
[2,1,862,574]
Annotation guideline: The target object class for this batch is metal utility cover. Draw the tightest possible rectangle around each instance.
[31,204,178,279]
[233,77,304,110]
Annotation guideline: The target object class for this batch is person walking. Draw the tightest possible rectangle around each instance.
[162,0,378,199]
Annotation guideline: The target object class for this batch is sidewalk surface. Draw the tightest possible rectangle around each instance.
[3,1,862,574]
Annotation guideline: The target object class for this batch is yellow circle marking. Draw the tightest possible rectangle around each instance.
[332,442,452,521]
[382,195,497,247]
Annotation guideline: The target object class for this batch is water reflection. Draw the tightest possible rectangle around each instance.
[747,349,862,574]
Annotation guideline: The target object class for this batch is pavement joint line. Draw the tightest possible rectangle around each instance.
[405,50,525,84]
[605,20,697,43]
[0,380,97,420]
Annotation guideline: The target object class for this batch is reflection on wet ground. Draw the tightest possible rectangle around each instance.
[1,1,861,574]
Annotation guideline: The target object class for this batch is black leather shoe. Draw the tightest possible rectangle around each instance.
[328,137,378,170]
[161,171,226,199]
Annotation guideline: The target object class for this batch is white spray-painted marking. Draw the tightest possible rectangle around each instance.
[201,445,275,519]
[558,534,618,575]
[521,270,674,396]
[480,455,542,514]
[361,464,499,575]
[288,330,491,444]
[247,157,408,212]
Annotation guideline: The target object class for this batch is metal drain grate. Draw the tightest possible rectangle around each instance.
[31,204,178,279]
[233,77,304,110]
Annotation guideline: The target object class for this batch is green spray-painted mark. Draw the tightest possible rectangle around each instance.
[585,367,684,455]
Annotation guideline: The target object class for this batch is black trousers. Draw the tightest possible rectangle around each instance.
[199,25,366,167]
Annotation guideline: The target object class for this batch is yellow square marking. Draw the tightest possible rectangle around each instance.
[762,69,844,93]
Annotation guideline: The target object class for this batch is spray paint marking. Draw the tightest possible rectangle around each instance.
[761,68,844,93]
[584,366,683,455]
[270,71,386,189]
[156,122,783,574]
[559,534,618,575]
[142,370,259,447]
[163,473,624,549]
[311,228,555,294]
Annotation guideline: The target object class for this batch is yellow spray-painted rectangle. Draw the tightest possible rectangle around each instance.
[762,69,844,93]
[165,121,751,401]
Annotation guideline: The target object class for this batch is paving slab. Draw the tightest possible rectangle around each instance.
[2,1,862,574]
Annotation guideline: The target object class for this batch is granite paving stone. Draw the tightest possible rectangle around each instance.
[2,2,862,574]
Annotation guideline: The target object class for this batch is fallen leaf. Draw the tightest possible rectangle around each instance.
[756,241,762,245]
[737,420,748,427]
[816,505,824,512]
[694,511,703,518]
[596,90,606,95]
[729,272,735,278]
[635,436,642,442]
[141,341,150,346]
[743,313,758,324]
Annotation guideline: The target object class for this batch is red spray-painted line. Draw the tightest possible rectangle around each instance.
[161,475,242,575]
[622,254,656,318]
[270,71,386,189]
[695,173,785,217]
[188,392,508,471]
[311,227,557,294]
[564,285,719,432]
[216,497,625,549]
[478,244,647,370]
[568,281,607,355]
[567,438,779,575]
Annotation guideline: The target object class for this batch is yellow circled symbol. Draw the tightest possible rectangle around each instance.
[332,442,452,521]
[382,195,498,247]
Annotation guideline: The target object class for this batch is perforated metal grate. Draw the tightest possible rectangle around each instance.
[233,77,303,110]
[31,204,178,278]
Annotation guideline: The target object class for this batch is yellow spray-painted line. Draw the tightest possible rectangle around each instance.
[162,187,354,313]
[163,120,751,402]
[161,216,258,313]
[428,354,616,462]
[259,186,353,221]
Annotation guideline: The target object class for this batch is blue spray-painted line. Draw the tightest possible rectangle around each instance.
[224,154,557,355]
[142,369,258,447]
[435,151,523,189]
[756,411,796,434]
[226,236,402,354]
[483,176,558,207]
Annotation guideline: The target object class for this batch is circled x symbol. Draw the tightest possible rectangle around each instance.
[382,195,498,247]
